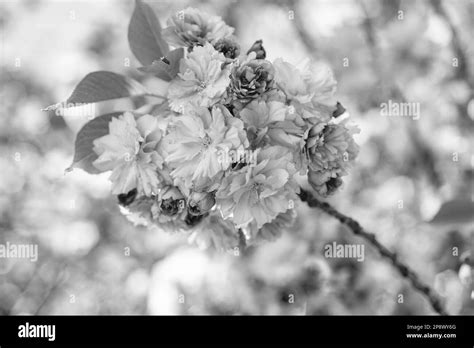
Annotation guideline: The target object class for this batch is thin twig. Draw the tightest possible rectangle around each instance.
[431,0,472,87]
[33,263,68,315]
[299,188,448,316]
[143,93,167,99]
[430,0,474,129]
[279,0,320,59]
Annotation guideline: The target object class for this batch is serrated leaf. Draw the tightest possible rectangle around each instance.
[429,199,474,225]
[128,0,169,66]
[138,48,184,81]
[67,112,123,174]
[59,71,148,109]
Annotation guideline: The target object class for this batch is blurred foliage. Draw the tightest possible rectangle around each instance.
[0,0,473,315]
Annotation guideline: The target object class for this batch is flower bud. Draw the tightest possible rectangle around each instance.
[185,213,206,227]
[159,186,185,216]
[187,191,216,216]
[332,101,346,118]
[214,37,240,59]
[247,40,266,59]
[117,188,138,206]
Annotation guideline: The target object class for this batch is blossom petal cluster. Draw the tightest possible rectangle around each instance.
[89,8,359,249]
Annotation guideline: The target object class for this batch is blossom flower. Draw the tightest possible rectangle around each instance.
[306,121,359,174]
[228,53,275,106]
[213,37,241,60]
[273,58,337,124]
[244,209,297,244]
[187,191,216,216]
[92,112,165,196]
[188,214,240,251]
[165,106,248,184]
[163,7,234,48]
[217,146,298,229]
[306,120,359,196]
[238,97,311,173]
[239,99,309,152]
[167,43,231,113]
[239,99,287,147]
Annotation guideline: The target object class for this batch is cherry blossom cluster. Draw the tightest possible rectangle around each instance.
[90,7,359,249]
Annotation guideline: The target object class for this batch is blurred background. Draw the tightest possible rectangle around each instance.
[0,0,473,315]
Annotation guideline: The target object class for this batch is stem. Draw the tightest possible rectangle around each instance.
[299,188,448,316]
[282,0,320,59]
[144,93,167,99]
[238,228,247,251]
[431,0,472,89]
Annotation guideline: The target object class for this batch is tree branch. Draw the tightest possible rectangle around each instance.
[280,0,320,59]
[431,0,472,87]
[299,188,448,315]
[430,0,474,129]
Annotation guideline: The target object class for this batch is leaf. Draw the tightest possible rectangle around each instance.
[429,199,474,225]
[128,0,169,66]
[138,48,184,81]
[67,112,123,174]
[49,71,148,111]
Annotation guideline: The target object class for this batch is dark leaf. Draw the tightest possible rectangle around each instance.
[128,0,169,66]
[67,112,123,174]
[51,71,148,110]
[429,199,474,225]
